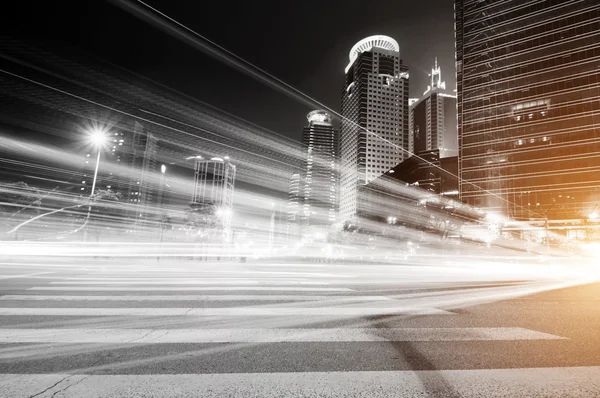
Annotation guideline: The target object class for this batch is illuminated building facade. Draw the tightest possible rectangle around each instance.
[409,59,457,159]
[287,173,301,223]
[301,110,338,226]
[455,0,600,221]
[287,173,301,239]
[340,35,410,223]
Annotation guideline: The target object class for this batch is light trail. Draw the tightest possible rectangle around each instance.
[0,19,590,265]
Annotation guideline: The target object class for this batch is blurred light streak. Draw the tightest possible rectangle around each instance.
[0,260,593,372]
[0,34,583,264]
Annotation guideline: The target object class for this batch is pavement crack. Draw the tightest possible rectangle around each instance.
[44,356,106,398]
[27,376,71,398]
[127,329,157,343]
[147,330,170,342]
[49,375,89,398]
[25,352,107,398]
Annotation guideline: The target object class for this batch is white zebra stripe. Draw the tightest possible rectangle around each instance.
[0,327,565,343]
[0,306,450,316]
[0,295,393,302]
[27,286,353,292]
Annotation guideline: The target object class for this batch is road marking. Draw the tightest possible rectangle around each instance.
[48,280,332,285]
[0,306,450,316]
[0,272,52,280]
[0,327,565,343]
[28,286,354,292]
[1,367,599,397]
[61,271,355,278]
[0,295,393,302]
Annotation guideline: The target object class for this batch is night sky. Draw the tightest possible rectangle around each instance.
[3,0,455,142]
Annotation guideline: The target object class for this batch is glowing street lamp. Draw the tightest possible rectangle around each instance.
[91,129,106,146]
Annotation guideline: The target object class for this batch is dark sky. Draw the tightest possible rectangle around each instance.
[3,0,456,143]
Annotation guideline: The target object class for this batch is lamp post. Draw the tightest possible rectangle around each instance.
[158,164,167,209]
[84,128,106,241]
[89,133,104,198]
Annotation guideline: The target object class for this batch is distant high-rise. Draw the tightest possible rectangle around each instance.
[188,156,235,207]
[287,173,301,223]
[287,173,301,238]
[129,121,158,220]
[301,110,338,226]
[187,155,236,233]
[409,59,457,159]
[339,35,410,223]
[455,1,600,221]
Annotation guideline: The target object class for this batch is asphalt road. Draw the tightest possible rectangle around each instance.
[0,257,599,397]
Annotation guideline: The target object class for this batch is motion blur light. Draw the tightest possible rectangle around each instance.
[216,208,233,218]
[485,212,504,224]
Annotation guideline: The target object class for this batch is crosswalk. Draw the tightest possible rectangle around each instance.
[0,261,597,397]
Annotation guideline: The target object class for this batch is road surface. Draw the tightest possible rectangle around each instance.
[0,257,598,397]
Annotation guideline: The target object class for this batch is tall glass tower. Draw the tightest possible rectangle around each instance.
[301,110,338,227]
[409,59,458,159]
[455,0,600,221]
[339,35,410,223]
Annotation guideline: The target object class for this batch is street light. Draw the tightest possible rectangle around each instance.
[91,129,106,146]
[157,164,168,262]
[157,164,167,209]
[89,128,106,198]
[84,128,106,241]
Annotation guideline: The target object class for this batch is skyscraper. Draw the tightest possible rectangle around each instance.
[187,155,236,233]
[128,121,158,221]
[339,35,410,223]
[455,1,600,221]
[287,173,301,239]
[301,110,338,227]
[409,59,457,159]
[287,173,301,222]
[188,156,236,207]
